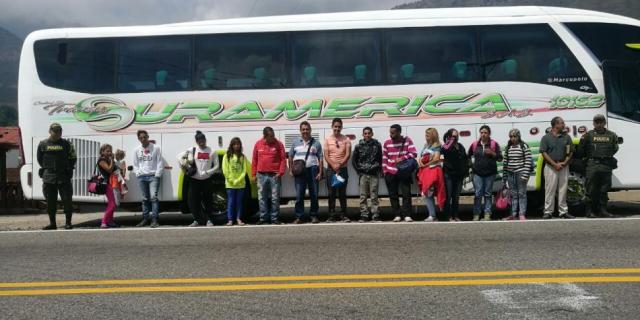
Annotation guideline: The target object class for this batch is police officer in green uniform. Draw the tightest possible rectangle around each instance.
[578,114,619,218]
[37,123,77,230]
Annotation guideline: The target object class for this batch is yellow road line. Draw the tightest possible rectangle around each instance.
[1,276,639,297]
[1,268,640,289]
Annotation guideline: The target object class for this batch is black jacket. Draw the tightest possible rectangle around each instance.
[352,138,382,175]
[442,142,468,177]
[37,138,77,184]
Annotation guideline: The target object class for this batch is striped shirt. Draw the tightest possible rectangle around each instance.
[503,143,533,179]
[382,136,418,175]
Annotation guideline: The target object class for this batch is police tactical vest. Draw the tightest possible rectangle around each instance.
[586,130,617,159]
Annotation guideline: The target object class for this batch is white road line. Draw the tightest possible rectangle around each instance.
[1,217,640,235]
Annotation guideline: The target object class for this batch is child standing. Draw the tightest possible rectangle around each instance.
[222,137,251,226]
[111,149,128,206]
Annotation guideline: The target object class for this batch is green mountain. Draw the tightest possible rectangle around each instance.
[395,0,640,20]
[0,27,20,109]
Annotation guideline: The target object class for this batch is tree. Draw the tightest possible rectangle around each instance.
[0,105,18,126]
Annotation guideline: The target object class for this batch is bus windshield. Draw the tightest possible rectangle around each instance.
[566,23,640,63]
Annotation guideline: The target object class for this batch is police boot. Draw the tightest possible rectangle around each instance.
[585,206,598,219]
[64,213,73,230]
[599,208,614,218]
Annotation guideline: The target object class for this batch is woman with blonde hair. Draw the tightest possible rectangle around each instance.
[416,128,446,222]
[97,144,119,228]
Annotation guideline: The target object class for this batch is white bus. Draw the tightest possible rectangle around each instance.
[18,6,640,209]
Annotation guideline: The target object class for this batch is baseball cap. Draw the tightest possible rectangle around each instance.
[49,123,62,132]
[593,114,606,122]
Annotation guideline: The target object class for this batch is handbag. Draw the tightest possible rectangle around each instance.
[495,183,511,211]
[292,138,314,177]
[87,163,106,195]
[395,138,417,179]
[185,147,198,177]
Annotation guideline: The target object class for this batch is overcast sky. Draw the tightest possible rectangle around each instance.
[1,0,410,38]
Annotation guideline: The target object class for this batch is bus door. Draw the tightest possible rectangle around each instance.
[602,60,640,188]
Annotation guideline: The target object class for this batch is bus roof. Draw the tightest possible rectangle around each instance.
[25,6,640,41]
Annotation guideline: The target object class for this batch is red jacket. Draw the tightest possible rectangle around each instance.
[252,139,287,177]
[416,154,446,210]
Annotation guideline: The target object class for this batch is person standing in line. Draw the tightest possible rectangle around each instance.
[417,128,445,222]
[222,137,251,226]
[133,130,164,228]
[37,123,77,230]
[252,127,287,225]
[441,129,468,222]
[468,125,502,221]
[97,144,119,228]
[578,114,618,218]
[177,131,219,227]
[112,149,129,207]
[502,129,533,221]
[540,116,575,219]
[324,118,352,222]
[288,121,324,224]
[382,124,418,222]
[352,127,383,222]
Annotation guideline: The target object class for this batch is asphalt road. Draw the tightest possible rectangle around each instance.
[1,219,639,319]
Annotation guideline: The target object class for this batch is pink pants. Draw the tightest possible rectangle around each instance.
[102,184,116,225]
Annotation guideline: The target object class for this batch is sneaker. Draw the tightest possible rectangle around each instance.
[393,216,402,222]
[586,212,598,219]
[100,224,109,229]
[404,216,413,222]
[42,224,57,230]
[206,220,214,227]
[64,224,73,230]
[150,219,159,228]
[454,217,461,222]
[311,217,319,224]
[326,217,336,223]
[136,219,149,227]
[502,215,516,221]
[226,221,233,226]
[371,217,382,222]
[473,215,480,221]
[559,213,575,219]
[542,213,553,219]
[483,214,492,221]
[519,215,526,221]
[272,220,283,225]
[424,216,435,222]
[237,219,246,226]
[107,222,120,228]
[256,220,265,225]
[188,221,200,227]
[293,218,302,224]
[342,216,351,223]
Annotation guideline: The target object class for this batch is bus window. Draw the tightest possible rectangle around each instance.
[566,23,640,63]
[480,24,596,92]
[117,36,191,92]
[385,27,479,84]
[603,61,640,122]
[34,38,116,93]
[195,33,287,89]
[291,30,381,87]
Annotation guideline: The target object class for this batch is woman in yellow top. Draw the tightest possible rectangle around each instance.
[222,137,251,226]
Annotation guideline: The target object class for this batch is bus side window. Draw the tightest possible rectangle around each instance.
[253,67,273,88]
[400,64,414,83]
[354,64,367,85]
[302,66,318,86]
[548,57,568,77]
[486,59,518,81]
[451,61,468,81]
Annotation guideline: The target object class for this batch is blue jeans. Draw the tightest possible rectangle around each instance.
[226,188,245,221]
[138,175,160,220]
[444,173,463,219]
[294,165,319,219]
[473,174,495,216]
[257,173,281,222]
[506,172,528,216]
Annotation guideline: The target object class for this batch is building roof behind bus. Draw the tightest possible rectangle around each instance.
[25,6,640,41]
